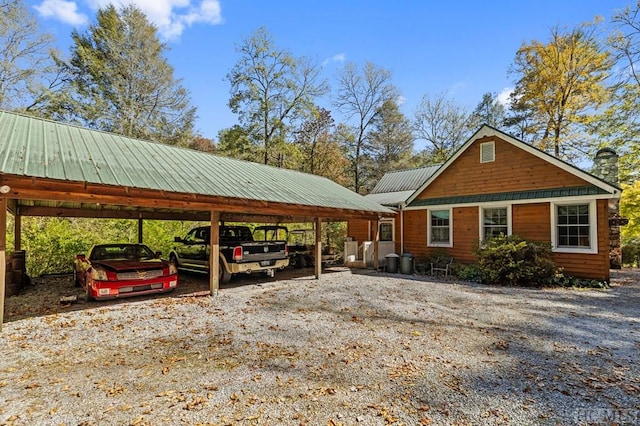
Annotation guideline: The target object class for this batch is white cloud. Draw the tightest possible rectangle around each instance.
[497,87,513,105]
[322,53,346,66]
[34,0,88,26]
[36,0,223,40]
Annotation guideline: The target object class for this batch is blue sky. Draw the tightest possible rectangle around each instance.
[26,0,631,145]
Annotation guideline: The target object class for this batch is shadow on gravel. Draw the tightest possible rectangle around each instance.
[2,266,346,323]
[257,267,640,424]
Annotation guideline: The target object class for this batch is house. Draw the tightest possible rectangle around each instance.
[347,125,622,281]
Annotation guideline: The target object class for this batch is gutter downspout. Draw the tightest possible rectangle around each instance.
[399,202,405,255]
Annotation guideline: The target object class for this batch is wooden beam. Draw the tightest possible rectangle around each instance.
[17,205,211,221]
[1,175,392,222]
[6,199,17,216]
[14,208,21,251]
[1,197,6,332]
[137,217,143,244]
[372,219,379,271]
[315,217,322,279]
[209,212,220,295]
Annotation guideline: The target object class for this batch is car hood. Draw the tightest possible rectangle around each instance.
[91,259,167,271]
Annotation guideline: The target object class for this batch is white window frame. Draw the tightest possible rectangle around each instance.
[550,200,598,254]
[480,141,495,163]
[427,208,453,247]
[478,205,512,241]
[379,219,394,242]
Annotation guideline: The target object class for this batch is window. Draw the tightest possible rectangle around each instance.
[480,142,495,163]
[557,204,590,247]
[428,209,452,247]
[379,221,394,242]
[481,207,510,240]
[551,201,597,254]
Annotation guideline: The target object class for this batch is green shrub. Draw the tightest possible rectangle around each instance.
[548,271,610,289]
[474,234,556,286]
[622,241,640,267]
[454,263,484,283]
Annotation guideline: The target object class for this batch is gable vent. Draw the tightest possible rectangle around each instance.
[480,142,495,163]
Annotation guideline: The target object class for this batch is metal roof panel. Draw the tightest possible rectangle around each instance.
[0,111,391,214]
[370,164,441,194]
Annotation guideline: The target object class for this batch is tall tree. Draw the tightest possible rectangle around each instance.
[62,5,196,144]
[227,27,327,166]
[334,61,397,193]
[413,92,471,164]
[509,21,612,160]
[600,2,640,184]
[294,107,349,185]
[294,107,334,175]
[469,92,506,129]
[620,181,640,246]
[367,99,414,184]
[217,125,257,162]
[0,0,58,111]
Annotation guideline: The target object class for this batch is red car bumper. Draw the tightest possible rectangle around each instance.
[87,274,178,299]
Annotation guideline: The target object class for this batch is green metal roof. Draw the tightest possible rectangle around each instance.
[365,190,415,208]
[0,111,392,214]
[370,164,441,194]
[408,186,610,207]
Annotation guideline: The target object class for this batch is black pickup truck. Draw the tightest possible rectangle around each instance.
[169,225,289,283]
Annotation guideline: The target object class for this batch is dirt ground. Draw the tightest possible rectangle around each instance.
[1,267,639,425]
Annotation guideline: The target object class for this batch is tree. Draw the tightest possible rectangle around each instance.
[469,92,506,129]
[217,125,257,162]
[413,92,471,164]
[294,107,334,175]
[186,136,216,153]
[367,99,414,184]
[620,181,640,246]
[334,61,398,193]
[62,5,196,144]
[227,27,327,166]
[294,107,349,185]
[598,3,640,184]
[509,21,612,161]
[0,0,58,111]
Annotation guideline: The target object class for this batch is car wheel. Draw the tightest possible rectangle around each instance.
[73,267,81,287]
[85,283,95,302]
[218,261,231,284]
[295,254,306,269]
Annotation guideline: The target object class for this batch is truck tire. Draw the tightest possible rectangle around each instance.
[219,261,232,283]
[295,254,306,268]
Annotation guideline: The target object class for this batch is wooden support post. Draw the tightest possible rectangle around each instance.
[372,218,379,271]
[209,211,220,295]
[14,210,21,251]
[137,217,143,244]
[1,198,7,332]
[315,217,322,279]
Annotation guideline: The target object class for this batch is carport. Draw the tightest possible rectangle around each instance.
[0,110,393,330]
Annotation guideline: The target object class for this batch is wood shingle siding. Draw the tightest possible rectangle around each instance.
[512,203,550,241]
[347,220,370,244]
[352,126,620,281]
[415,137,590,200]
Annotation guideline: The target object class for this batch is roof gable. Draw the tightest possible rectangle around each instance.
[0,110,392,215]
[406,125,621,206]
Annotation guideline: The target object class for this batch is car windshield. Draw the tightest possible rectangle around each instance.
[90,244,156,261]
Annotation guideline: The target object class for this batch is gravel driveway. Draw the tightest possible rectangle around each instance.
[1,267,639,425]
